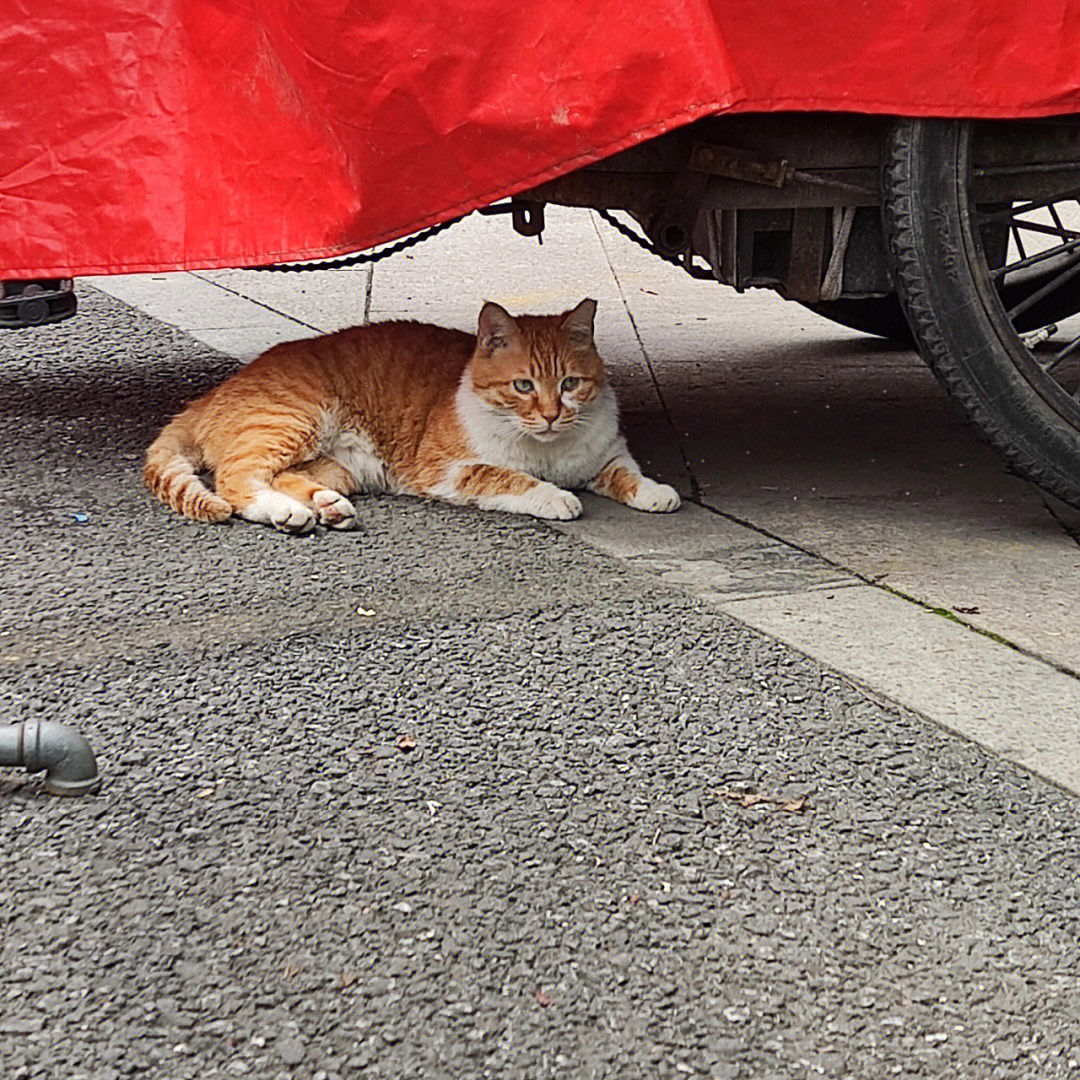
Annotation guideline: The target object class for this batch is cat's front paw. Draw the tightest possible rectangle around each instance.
[523,483,582,520]
[313,489,359,530]
[628,478,681,513]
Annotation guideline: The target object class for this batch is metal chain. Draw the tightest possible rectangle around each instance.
[246,206,706,275]
[246,214,466,272]
[594,209,684,268]
[594,209,713,278]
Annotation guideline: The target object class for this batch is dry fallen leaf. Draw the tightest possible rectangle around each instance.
[740,793,773,808]
[396,733,417,752]
[717,788,811,813]
[337,970,358,989]
[534,988,552,1007]
[281,964,300,981]
[718,788,771,808]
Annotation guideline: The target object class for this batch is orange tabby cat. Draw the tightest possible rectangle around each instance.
[144,298,680,532]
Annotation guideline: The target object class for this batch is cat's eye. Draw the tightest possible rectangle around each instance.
[513,378,534,394]
[561,376,581,392]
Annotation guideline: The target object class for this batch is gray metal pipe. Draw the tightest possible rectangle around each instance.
[0,721,100,795]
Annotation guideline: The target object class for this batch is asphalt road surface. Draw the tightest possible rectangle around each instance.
[2,289,1079,1080]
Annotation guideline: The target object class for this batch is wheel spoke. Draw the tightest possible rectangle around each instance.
[977,186,1080,224]
[989,234,1080,281]
[1011,225,1027,260]
[1007,217,1080,241]
[1045,331,1080,373]
[1005,254,1080,322]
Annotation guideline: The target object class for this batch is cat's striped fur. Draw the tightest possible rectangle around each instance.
[144,299,680,532]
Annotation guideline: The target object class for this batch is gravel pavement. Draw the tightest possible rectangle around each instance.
[2,289,1080,1080]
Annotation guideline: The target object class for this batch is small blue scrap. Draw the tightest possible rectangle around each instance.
[72,512,90,524]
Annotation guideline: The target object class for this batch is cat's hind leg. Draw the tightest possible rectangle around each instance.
[273,457,360,530]
[214,460,318,534]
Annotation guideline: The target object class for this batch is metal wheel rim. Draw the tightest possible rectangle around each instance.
[961,122,1080,432]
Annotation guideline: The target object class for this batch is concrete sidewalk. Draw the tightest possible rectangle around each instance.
[89,207,1080,797]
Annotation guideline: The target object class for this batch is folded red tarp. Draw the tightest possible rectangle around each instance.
[3,1,1079,277]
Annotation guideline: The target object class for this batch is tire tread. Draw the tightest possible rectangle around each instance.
[882,121,1080,507]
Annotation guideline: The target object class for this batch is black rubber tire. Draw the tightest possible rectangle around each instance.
[882,118,1080,508]
[801,296,914,344]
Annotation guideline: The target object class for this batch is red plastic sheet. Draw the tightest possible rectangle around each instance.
[3,1,1080,278]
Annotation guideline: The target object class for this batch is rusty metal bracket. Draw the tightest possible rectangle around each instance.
[689,142,875,198]
[689,143,790,187]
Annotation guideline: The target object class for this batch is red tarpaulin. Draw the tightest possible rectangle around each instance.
[3,1,1080,278]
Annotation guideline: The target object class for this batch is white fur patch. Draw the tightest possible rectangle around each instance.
[243,489,316,533]
[628,478,681,513]
[517,484,582,520]
[319,415,396,493]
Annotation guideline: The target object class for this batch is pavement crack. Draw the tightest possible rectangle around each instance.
[589,211,702,502]
[692,498,1080,679]
[363,264,374,325]
[188,271,326,334]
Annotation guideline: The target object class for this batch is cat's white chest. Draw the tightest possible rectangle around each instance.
[456,381,621,488]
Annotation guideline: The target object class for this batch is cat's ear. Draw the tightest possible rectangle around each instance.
[477,302,520,351]
[561,298,597,345]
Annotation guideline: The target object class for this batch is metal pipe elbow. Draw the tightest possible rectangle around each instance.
[0,720,101,796]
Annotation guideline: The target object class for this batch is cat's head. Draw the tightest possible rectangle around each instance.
[468,299,605,442]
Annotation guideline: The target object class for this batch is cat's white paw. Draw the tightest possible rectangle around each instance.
[629,478,681,513]
[313,489,358,530]
[244,490,316,534]
[272,505,316,533]
[522,484,582,520]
